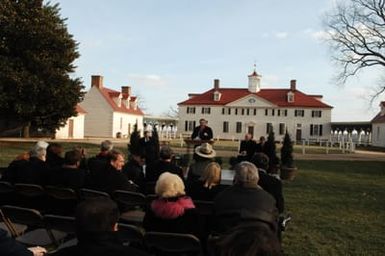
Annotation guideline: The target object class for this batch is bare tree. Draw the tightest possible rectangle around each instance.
[324,0,385,101]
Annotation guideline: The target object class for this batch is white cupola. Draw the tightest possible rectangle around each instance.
[248,67,261,93]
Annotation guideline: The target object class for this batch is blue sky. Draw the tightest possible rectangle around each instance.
[49,0,383,121]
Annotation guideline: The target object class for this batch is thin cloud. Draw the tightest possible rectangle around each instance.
[274,32,288,39]
[127,74,168,88]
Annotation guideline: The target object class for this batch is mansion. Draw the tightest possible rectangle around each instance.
[177,70,333,141]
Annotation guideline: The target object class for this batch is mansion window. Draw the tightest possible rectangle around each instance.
[266,123,273,134]
[227,108,231,115]
[272,109,275,116]
[277,110,281,116]
[236,122,242,133]
[284,110,288,116]
[223,121,229,133]
[310,124,323,136]
[184,120,196,132]
[265,109,268,116]
[294,109,305,117]
[246,109,250,115]
[201,107,211,114]
[279,123,285,135]
[311,110,322,118]
[222,108,225,115]
[253,109,257,115]
[186,107,196,114]
[235,108,238,115]
[241,108,245,115]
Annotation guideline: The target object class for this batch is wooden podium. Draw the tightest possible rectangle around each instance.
[183,139,215,164]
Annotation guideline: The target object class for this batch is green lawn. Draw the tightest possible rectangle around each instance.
[0,141,384,255]
[282,160,385,255]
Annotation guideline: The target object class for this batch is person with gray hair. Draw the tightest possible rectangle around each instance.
[213,161,278,234]
[87,140,114,174]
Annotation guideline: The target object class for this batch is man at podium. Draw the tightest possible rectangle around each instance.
[191,118,213,141]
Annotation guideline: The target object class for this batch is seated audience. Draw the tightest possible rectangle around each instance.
[187,162,226,201]
[47,150,86,189]
[237,133,257,161]
[3,141,49,185]
[146,145,184,183]
[143,172,199,236]
[46,143,64,169]
[211,223,282,256]
[52,198,148,256]
[213,161,278,234]
[122,150,146,193]
[250,153,284,214]
[187,143,216,182]
[87,140,113,174]
[0,228,47,256]
[85,150,137,195]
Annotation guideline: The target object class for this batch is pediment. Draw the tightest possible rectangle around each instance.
[226,95,276,107]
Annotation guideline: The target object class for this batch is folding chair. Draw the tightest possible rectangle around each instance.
[45,186,78,215]
[80,188,110,200]
[144,231,202,256]
[44,214,77,250]
[113,190,146,225]
[14,183,47,211]
[0,181,15,206]
[1,205,66,246]
[117,223,145,247]
[193,200,214,239]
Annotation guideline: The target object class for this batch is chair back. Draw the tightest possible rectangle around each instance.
[80,188,110,200]
[144,231,202,255]
[0,181,15,205]
[45,186,78,200]
[194,200,213,216]
[44,214,76,234]
[1,205,45,227]
[117,223,144,245]
[113,190,146,209]
[15,183,45,197]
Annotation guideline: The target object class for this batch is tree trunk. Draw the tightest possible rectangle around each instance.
[23,122,31,138]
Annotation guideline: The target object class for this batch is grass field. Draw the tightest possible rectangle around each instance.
[0,141,384,255]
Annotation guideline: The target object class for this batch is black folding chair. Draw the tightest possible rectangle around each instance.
[144,231,203,256]
[45,186,78,215]
[0,181,15,206]
[80,188,110,200]
[1,205,66,246]
[14,183,47,211]
[113,190,146,225]
[44,214,77,250]
[117,223,145,247]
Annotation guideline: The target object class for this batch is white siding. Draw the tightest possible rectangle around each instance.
[112,112,144,138]
[372,123,385,147]
[55,113,85,139]
[81,87,113,137]
[178,105,332,141]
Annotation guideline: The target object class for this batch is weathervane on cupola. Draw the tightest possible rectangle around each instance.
[248,62,261,93]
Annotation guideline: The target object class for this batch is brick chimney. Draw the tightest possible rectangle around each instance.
[214,79,220,90]
[121,86,131,95]
[91,75,103,89]
[290,79,296,91]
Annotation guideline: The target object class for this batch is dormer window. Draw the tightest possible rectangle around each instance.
[213,91,221,101]
[287,91,295,103]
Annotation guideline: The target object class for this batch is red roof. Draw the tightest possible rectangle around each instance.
[178,88,333,108]
[371,101,385,123]
[75,104,87,114]
[99,87,144,115]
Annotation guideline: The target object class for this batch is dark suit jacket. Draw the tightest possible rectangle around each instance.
[53,231,149,256]
[122,160,145,192]
[239,139,257,160]
[139,137,158,165]
[85,165,135,195]
[47,166,86,190]
[3,157,48,185]
[0,228,32,256]
[213,184,278,234]
[186,180,226,201]
[258,170,284,214]
[191,125,213,140]
[145,160,184,182]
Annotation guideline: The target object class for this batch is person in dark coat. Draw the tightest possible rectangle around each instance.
[213,161,278,234]
[3,141,49,185]
[237,133,257,162]
[191,118,213,141]
[87,140,113,175]
[139,131,158,166]
[122,150,146,193]
[45,143,64,169]
[47,150,86,190]
[0,228,47,256]
[250,153,285,214]
[85,150,137,195]
[187,162,226,201]
[255,136,266,153]
[143,172,200,237]
[52,198,148,256]
[146,145,184,183]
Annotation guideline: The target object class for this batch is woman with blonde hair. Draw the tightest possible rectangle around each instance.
[143,172,199,236]
[187,162,226,201]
